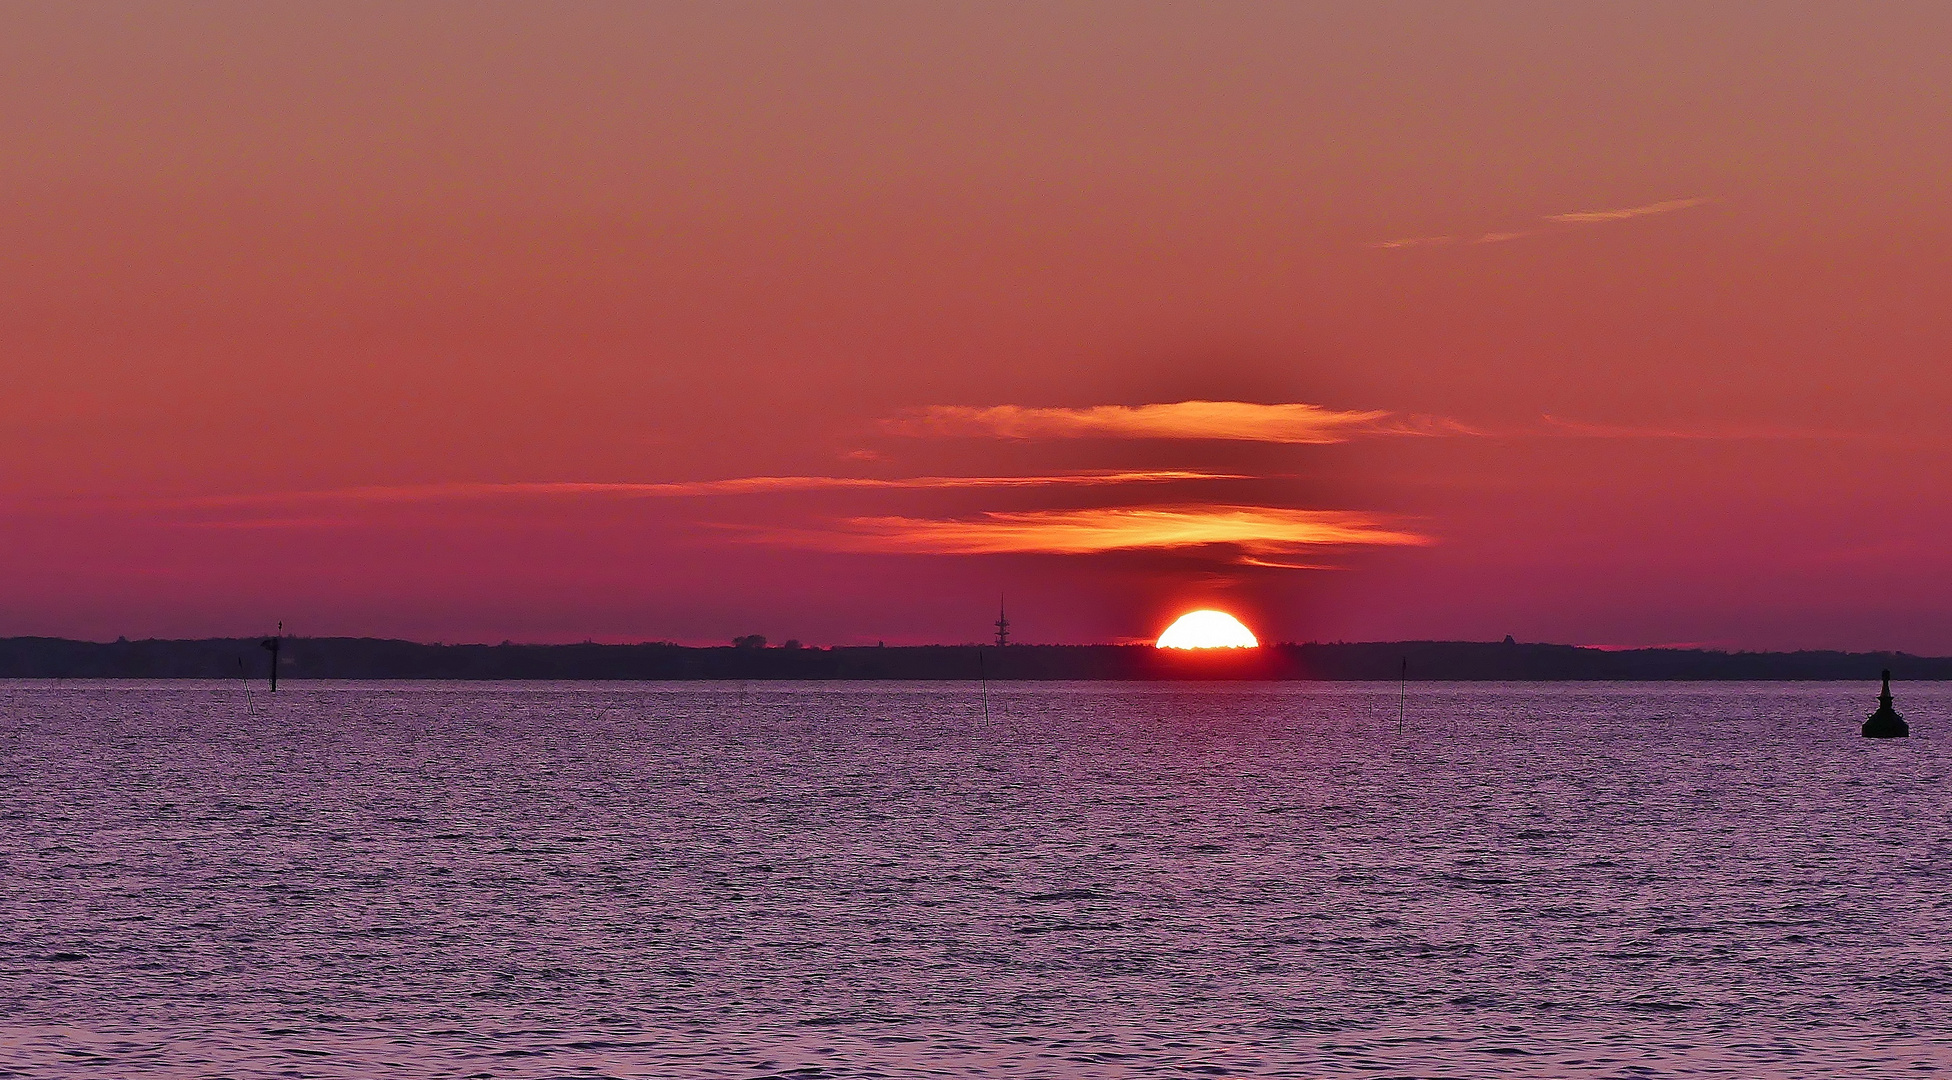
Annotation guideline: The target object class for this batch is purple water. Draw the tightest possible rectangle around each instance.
[1,680,1945,1078]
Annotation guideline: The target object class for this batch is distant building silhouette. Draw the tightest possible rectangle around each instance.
[994,596,1011,647]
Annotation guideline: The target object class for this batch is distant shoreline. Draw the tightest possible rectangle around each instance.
[0,636,1943,681]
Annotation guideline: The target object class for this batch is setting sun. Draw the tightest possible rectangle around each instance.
[1156,610,1260,649]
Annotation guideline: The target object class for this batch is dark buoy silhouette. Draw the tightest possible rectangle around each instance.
[1862,669,1908,738]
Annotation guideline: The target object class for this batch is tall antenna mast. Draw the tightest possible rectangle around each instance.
[261,621,282,693]
[994,594,1010,648]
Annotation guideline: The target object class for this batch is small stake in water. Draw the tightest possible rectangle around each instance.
[979,648,991,723]
[1398,656,1407,734]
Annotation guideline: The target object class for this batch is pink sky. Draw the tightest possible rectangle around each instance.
[4,3,1950,649]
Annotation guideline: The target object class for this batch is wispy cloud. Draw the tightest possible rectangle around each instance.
[1371,231,1532,249]
[746,505,1432,563]
[1546,196,1712,225]
[172,516,359,530]
[886,401,1478,443]
[1372,234,1458,249]
[1536,415,1846,440]
[1375,196,1712,249]
[163,470,1238,511]
[882,400,1829,445]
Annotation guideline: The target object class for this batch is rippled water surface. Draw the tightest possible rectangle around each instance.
[1,680,1946,1078]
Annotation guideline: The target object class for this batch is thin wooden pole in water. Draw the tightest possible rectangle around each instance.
[1398,656,1407,733]
[979,648,991,723]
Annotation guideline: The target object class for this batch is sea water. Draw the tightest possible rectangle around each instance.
[0,680,1944,1078]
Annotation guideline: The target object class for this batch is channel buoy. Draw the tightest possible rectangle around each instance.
[1862,670,1909,739]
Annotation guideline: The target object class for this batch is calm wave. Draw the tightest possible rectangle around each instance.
[1,680,1945,1077]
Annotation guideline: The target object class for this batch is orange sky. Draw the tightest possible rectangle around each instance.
[5,2,1951,649]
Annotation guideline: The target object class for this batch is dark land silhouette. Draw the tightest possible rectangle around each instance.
[2,636,1948,682]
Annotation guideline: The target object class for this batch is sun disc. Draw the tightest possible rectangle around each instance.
[1156,610,1260,649]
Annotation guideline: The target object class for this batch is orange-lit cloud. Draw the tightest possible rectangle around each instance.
[886,401,1477,443]
[1374,230,1535,249]
[162,470,1239,510]
[1376,197,1712,249]
[1546,196,1713,225]
[747,505,1432,563]
[1372,234,1460,249]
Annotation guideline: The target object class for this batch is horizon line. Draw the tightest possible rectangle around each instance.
[2,633,1939,658]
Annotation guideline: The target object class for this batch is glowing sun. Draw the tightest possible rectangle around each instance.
[1156,610,1260,649]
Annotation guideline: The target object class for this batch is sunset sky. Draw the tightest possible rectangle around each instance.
[5,2,1950,649]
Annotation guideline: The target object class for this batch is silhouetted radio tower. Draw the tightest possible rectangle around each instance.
[994,595,1010,648]
[261,621,282,692]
